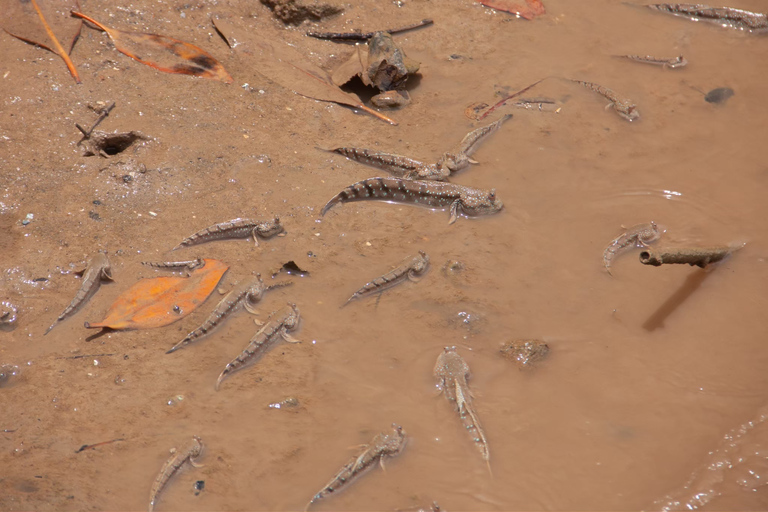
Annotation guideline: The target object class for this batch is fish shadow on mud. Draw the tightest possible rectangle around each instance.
[85,327,115,342]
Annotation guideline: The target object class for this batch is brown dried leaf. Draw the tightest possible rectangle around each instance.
[71,11,233,83]
[331,45,366,87]
[210,16,396,125]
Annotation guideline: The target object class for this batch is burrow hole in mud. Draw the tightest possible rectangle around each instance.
[84,131,148,157]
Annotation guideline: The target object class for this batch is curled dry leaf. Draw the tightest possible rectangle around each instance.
[84,259,228,330]
[3,0,83,83]
[71,11,233,83]
[210,16,397,125]
[479,0,546,20]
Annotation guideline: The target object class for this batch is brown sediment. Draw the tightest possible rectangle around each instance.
[639,246,736,268]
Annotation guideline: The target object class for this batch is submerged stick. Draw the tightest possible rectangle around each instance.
[307,19,433,40]
[75,437,125,453]
[478,77,547,120]
[639,246,736,267]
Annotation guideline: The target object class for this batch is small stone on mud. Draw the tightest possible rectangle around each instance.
[1,302,19,329]
[269,396,299,409]
[0,364,21,388]
[442,260,465,275]
[259,0,343,24]
[705,87,734,104]
[500,339,549,369]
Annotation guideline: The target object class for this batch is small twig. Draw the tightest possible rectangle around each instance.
[75,437,125,453]
[75,123,90,136]
[307,18,434,41]
[639,246,738,267]
[87,102,115,133]
[479,77,548,120]
[76,101,116,142]
[55,353,116,360]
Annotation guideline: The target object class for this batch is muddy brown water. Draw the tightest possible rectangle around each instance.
[2,0,768,510]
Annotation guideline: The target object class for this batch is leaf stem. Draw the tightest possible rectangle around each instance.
[31,0,81,83]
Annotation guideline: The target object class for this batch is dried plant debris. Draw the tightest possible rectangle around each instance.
[76,101,116,141]
[646,4,768,32]
[479,0,546,20]
[80,131,150,157]
[84,259,228,331]
[209,16,396,125]
[500,339,549,369]
[476,77,548,120]
[71,11,233,83]
[260,0,343,25]
[3,0,83,83]
[332,32,420,108]
[307,19,433,40]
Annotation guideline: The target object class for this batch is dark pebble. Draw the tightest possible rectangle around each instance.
[705,87,734,104]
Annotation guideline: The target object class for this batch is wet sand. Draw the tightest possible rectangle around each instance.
[2,0,768,510]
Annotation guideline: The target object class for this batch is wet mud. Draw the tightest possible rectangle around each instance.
[2,0,768,510]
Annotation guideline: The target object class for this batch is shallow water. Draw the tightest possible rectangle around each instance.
[2,0,768,510]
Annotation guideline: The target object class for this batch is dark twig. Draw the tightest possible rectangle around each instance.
[76,101,116,142]
[479,77,548,120]
[55,353,116,360]
[307,18,433,41]
[75,437,125,453]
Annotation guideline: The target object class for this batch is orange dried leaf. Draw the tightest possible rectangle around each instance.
[84,259,228,330]
[479,0,546,20]
[3,0,82,83]
[527,0,546,16]
[71,11,233,83]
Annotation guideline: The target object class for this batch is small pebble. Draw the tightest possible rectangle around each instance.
[268,397,299,409]
[0,365,21,388]
[705,87,734,104]
[500,340,550,369]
